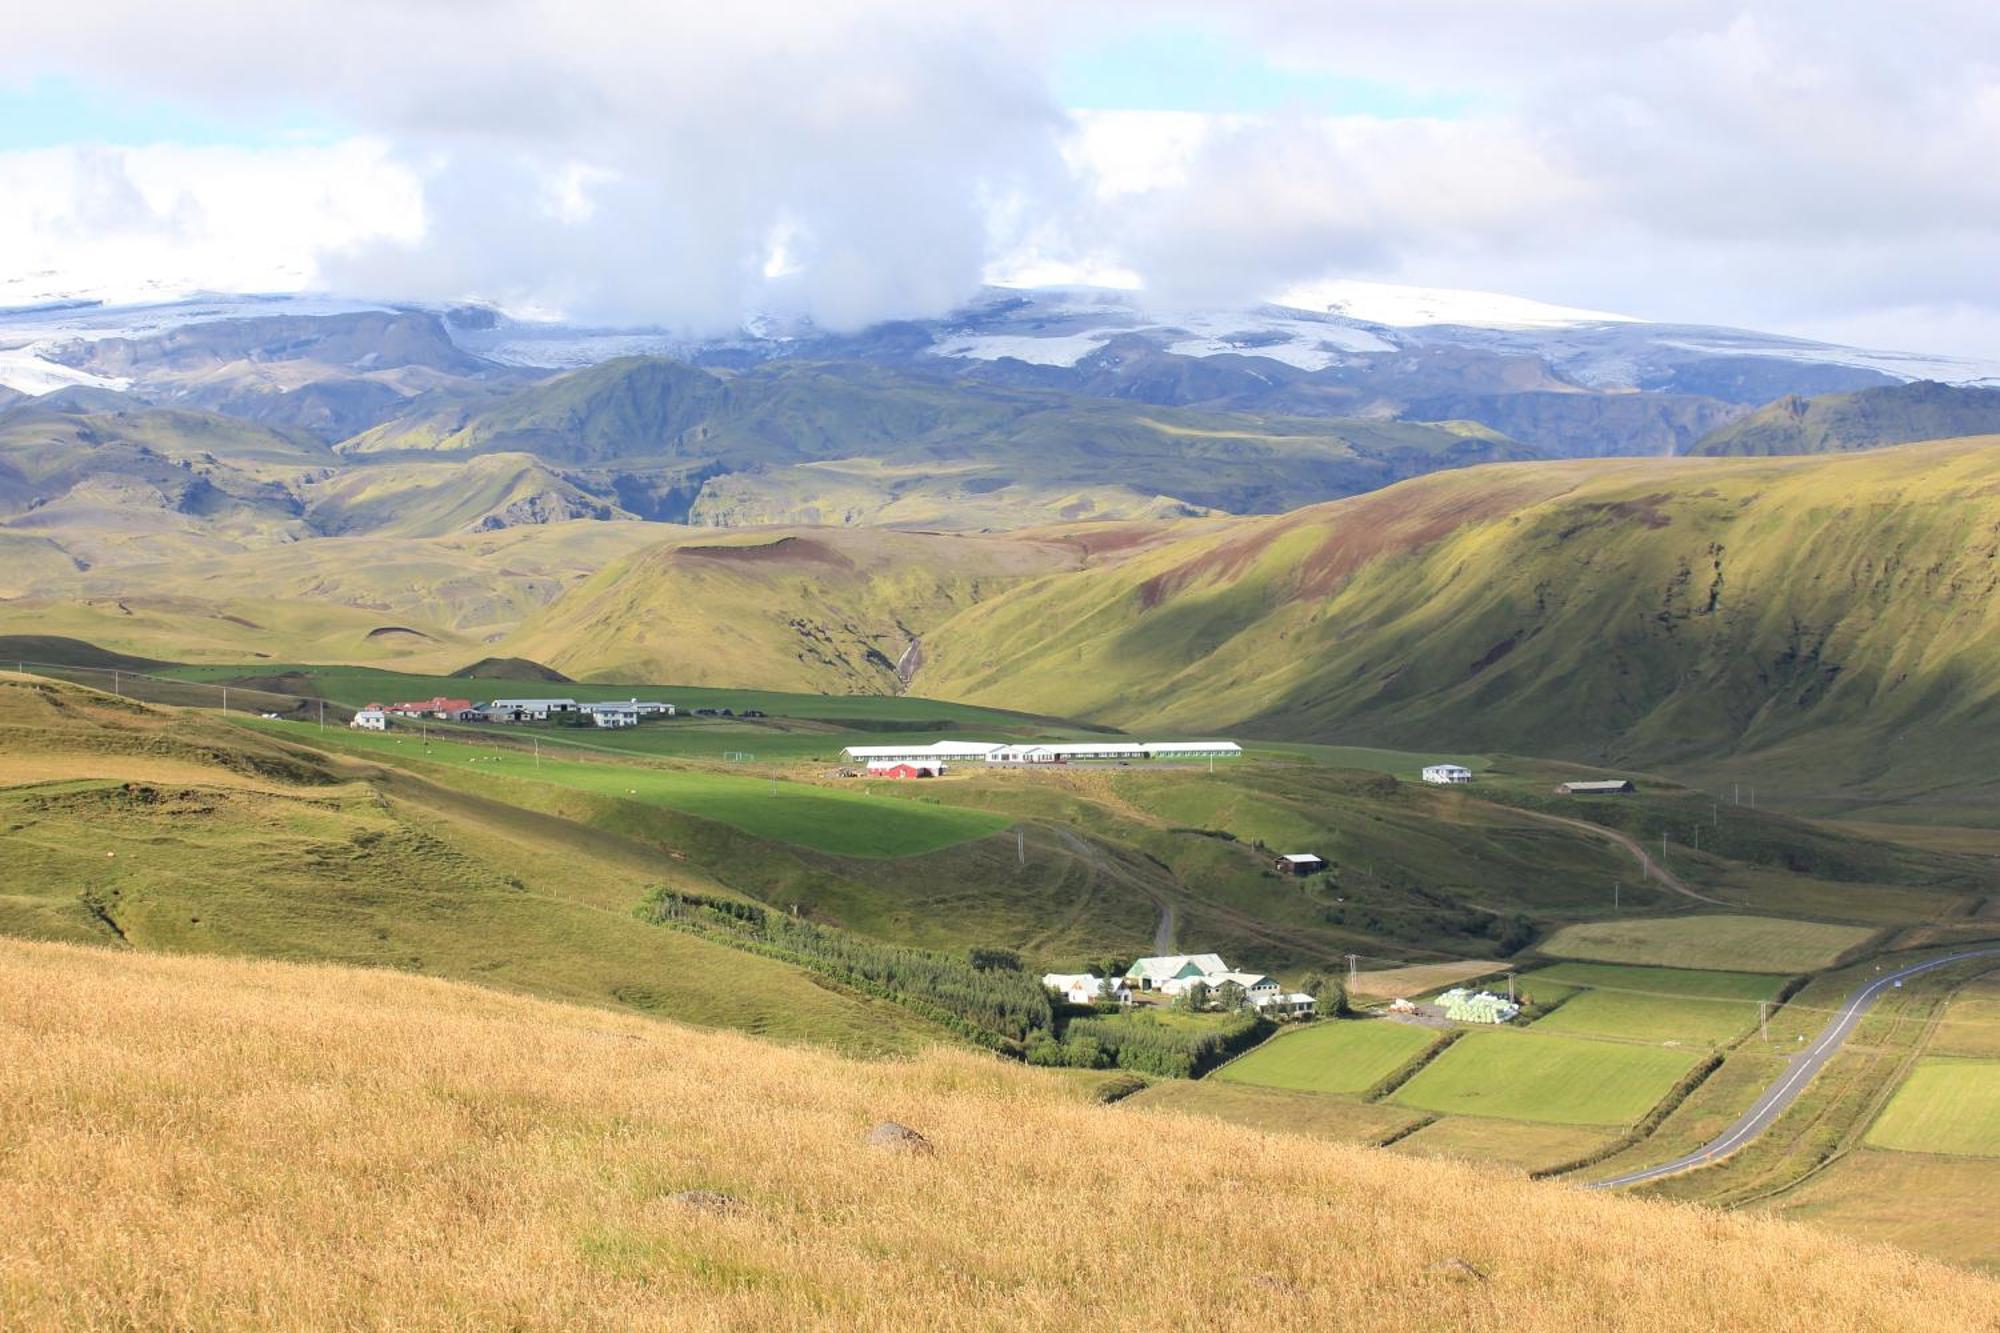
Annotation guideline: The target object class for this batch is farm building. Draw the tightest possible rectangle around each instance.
[1558,779,1636,796]
[1252,991,1317,1017]
[1274,853,1326,876]
[1438,988,1520,1023]
[1125,953,1230,991]
[350,707,388,731]
[1193,971,1282,1003]
[581,699,671,722]
[1422,764,1473,785]
[386,697,473,719]
[839,741,1009,765]
[485,698,579,722]
[866,760,945,779]
[836,740,1245,766]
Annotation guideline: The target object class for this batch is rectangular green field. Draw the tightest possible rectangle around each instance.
[236,720,1009,857]
[1213,1019,1438,1095]
[1537,915,1874,973]
[1865,1057,2000,1157]
[1391,1029,1703,1126]
[1527,963,1787,1046]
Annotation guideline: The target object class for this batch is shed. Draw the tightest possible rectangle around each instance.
[1557,779,1636,795]
[1275,853,1326,876]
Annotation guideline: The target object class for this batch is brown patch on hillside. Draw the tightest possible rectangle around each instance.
[1582,493,1675,529]
[1137,475,1569,610]
[364,626,436,641]
[673,536,854,570]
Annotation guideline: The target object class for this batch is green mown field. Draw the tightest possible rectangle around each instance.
[1391,1029,1703,1126]
[1537,915,1875,973]
[1213,1019,1438,1095]
[1527,963,1788,1047]
[236,720,1010,857]
[1865,1057,2000,1157]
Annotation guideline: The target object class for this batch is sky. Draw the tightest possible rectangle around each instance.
[4,1,1999,357]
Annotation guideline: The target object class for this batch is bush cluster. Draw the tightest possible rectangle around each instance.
[1065,1011,1270,1078]
[645,888,1053,1043]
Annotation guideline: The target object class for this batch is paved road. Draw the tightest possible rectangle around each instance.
[1591,948,2000,1190]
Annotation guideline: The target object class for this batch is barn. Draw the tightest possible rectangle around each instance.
[867,760,945,779]
[1558,779,1637,795]
[1274,853,1326,876]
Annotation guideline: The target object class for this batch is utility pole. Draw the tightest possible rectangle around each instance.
[1734,782,1740,807]
[1614,880,1620,911]
[221,686,228,714]
[1759,999,1770,1043]
[1345,953,1358,990]
[1507,971,1516,1002]
[318,699,325,731]
[533,736,540,768]
[112,670,119,696]
[1017,828,1025,866]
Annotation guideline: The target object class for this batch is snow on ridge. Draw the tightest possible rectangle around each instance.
[1267,278,1639,330]
[1654,335,2000,387]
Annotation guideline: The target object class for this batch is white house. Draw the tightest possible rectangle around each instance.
[1041,973,1115,1006]
[1199,971,1282,1003]
[1422,764,1474,785]
[1252,991,1317,1017]
[350,707,388,731]
[588,704,640,729]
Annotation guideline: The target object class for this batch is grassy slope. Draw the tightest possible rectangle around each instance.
[502,524,1086,691]
[1537,917,1875,973]
[913,439,2000,822]
[0,674,941,1054]
[4,938,1993,1330]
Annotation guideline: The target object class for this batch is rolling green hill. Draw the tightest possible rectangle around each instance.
[908,438,2000,821]
[1692,381,2000,456]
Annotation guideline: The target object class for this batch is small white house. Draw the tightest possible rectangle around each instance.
[1422,763,1474,785]
[350,707,388,731]
[1041,973,1112,1006]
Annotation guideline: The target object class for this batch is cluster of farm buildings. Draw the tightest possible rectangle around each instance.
[350,696,732,731]
[840,739,1242,777]
[1041,953,1316,1017]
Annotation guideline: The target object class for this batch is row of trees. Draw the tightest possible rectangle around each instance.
[646,889,1054,1042]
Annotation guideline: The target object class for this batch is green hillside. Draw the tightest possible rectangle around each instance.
[910,439,2000,821]
[1692,382,2000,456]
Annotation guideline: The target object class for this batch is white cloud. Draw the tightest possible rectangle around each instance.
[0,139,421,306]
[5,1,2000,356]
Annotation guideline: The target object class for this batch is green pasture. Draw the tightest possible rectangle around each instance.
[1391,1029,1703,1126]
[235,719,1010,857]
[1527,963,1788,1046]
[1213,1019,1438,1095]
[1537,915,1875,973]
[1865,1057,2000,1157]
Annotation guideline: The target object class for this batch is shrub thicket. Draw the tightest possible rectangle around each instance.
[1066,1011,1270,1078]
[644,888,1053,1045]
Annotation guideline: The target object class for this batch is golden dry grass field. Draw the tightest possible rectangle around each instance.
[2,940,1997,1331]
